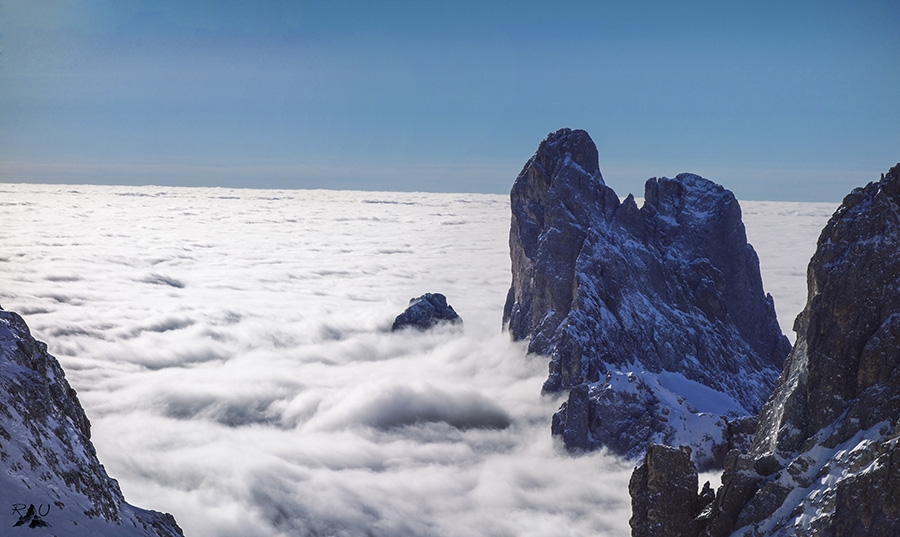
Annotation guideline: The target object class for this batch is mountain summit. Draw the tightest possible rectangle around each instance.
[504,128,790,468]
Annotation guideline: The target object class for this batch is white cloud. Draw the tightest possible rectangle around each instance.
[0,183,832,536]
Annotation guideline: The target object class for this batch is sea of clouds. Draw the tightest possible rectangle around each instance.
[0,183,837,537]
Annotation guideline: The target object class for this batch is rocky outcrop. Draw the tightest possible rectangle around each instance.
[392,293,462,331]
[0,308,184,536]
[630,444,709,537]
[504,128,789,468]
[694,164,900,536]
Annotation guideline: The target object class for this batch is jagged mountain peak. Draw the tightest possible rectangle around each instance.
[505,129,789,469]
[644,173,740,231]
[504,128,620,349]
[753,162,900,459]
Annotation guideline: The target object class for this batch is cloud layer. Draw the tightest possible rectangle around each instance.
[0,184,836,536]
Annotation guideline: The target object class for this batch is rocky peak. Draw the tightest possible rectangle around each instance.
[642,174,786,370]
[505,129,789,469]
[526,127,602,181]
[630,444,708,537]
[752,162,900,457]
[729,163,900,536]
[503,128,620,352]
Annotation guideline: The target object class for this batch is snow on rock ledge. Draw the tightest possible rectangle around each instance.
[0,308,184,536]
[504,128,790,469]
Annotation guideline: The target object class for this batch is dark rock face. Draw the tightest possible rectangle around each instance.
[630,444,702,537]
[504,128,789,468]
[392,293,462,331]
[503,128,618,350]
[693,164,900,537]
[0,309,184,536]
[753,163,900,456]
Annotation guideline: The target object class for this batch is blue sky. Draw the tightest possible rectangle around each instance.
[1,0,898,200]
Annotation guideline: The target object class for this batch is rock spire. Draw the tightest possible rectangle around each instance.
[505,128,789,468]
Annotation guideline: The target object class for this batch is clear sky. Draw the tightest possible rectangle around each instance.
[1,0,898,200]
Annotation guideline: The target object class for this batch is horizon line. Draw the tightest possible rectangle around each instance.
[0,157,886,203]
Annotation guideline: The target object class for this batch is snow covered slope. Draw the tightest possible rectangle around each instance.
[0,309,183,536]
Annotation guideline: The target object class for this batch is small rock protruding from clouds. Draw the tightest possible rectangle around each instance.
[392,293,462,331]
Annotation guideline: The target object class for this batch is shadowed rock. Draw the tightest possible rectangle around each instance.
[694,163,900,537]
[630,444,702,537]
